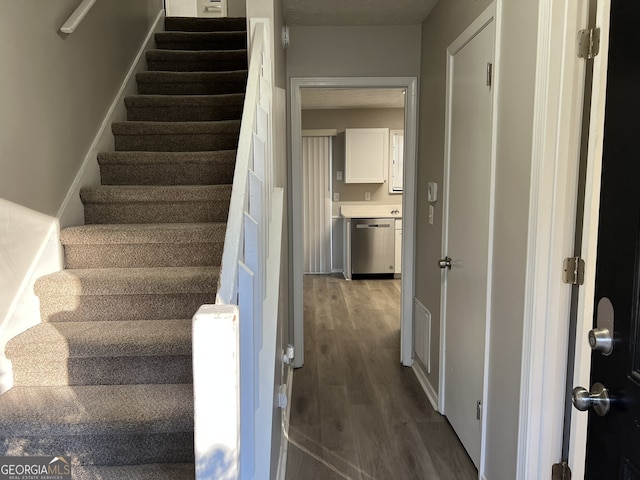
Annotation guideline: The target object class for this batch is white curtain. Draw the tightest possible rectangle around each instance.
[302,136,332,274]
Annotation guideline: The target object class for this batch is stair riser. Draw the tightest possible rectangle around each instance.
[127,105,243,122]
[12,355,192,387]
[137,79,246,95]
[39,293,213,322]
[114,132,239,152]
[64,243,223,269]
[83,200,229,224]
[155,34,247,51]
[146,54,247,72]
[165,17,246,32]
[2,432,193,466]
[100,162,234,185]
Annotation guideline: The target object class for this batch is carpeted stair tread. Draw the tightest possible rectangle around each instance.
[146,49,247,72]
[2,432,194,466]
[125,94,244,121]
[80,185,231,224]
[61,223,225,269]
[112,119,240,135]
[98,150,236,166]
[155,31,246,50]
[97,151,236,185]
[0,384,193,437]
[80,184,231,204]
[125,93,244,108]
[72,463,194,480]
[7,320,193,386]
[35,266,218,298]
[7,320,192,359]
[112,120,240,152]
[136,70,247,95]
[165,16,246,32]
[61,223,226,246]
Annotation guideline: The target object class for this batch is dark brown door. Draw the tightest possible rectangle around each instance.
[585,0,640,477]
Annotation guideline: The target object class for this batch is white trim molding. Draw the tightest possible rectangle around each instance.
[517,0,591,478]
[290,76,419,368]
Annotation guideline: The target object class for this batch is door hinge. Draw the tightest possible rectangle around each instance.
[486,62,493,87]
[563,257,585,285]
[476,400,482,420]
[577,27,601,60]
[552,462,572,480]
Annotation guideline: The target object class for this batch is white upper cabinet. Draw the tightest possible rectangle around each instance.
[344,128,389,183]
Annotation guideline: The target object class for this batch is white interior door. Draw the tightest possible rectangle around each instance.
[441,16,495,468]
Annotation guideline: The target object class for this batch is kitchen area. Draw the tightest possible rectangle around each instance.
[301,88,405,280]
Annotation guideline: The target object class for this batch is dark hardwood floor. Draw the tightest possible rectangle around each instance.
[285,274,477,480]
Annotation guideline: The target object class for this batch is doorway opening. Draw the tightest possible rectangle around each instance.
[290,77,419,370]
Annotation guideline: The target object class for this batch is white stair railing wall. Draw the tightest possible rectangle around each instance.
[193,19,284,479]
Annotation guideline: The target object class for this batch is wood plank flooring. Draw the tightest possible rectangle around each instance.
[285,274,477,480]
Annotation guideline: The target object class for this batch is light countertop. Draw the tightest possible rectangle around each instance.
[340,205,402,219]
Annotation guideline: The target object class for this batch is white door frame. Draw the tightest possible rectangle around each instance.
[517,0,598,477]
[290,77,419,368]
[440,5,498,474]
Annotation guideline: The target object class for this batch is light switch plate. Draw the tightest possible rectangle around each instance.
[427,182,438,203]
[333,193,340,202]
[337,171,343,181]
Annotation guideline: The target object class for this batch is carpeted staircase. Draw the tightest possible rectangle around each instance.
[0,16,247,479]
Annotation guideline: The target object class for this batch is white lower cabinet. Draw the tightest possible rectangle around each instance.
[395,219,402,276]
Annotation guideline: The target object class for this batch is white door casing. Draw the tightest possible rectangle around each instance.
[440,5,496,470]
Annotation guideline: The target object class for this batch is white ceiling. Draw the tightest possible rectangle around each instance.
[281,0,439,26]
[301,88,406,110]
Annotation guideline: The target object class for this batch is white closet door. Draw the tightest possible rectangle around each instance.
[303,137,332,274]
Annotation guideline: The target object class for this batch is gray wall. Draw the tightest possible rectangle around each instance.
[417,0,539,478]
[228,0,247,17]
[302,108,404,208]
[0,0,162,216]
[286,25,422,79]
[0,0,163,341]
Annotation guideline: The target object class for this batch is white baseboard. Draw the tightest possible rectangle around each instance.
[412,363,439,412]
[58,8,165,228]
[276,365,294,480]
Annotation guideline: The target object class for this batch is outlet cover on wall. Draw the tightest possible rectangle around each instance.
[333,193,340,202]
[337,171,343,181]
[365,192,371,201]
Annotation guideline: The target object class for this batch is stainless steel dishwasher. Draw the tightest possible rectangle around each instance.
[351,218,395,277]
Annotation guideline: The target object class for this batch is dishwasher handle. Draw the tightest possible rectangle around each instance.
[355,223,391,228]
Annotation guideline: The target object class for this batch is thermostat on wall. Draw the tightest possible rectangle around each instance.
[427,182,438,203]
